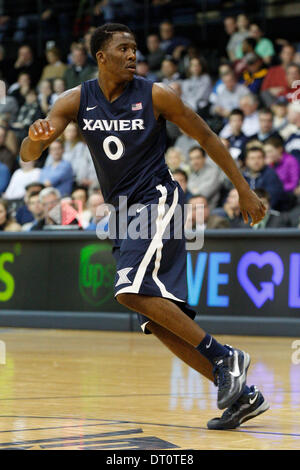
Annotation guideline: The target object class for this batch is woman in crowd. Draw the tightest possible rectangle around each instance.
[0,198,21,231]
[181,57,212,114]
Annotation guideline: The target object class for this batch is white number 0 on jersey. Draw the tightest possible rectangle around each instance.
[103,136,125,160]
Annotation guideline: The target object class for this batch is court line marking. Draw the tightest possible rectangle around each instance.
[0,415,299,439]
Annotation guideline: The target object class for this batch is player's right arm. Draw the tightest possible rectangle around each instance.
[20,86,81,162]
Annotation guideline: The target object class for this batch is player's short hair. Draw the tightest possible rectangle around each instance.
[90,23,134,61]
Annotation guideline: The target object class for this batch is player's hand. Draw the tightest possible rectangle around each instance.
[28,119,55,141]
[238,189,267,227]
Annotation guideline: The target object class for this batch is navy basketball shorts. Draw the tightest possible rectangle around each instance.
[111,175,196,334]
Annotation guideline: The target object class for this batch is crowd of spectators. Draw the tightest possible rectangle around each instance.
[1,9,300,233]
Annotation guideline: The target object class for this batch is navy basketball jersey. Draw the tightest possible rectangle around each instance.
[77,76,170,207]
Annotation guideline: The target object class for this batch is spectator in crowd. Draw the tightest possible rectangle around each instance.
[185,195,230,236]
[21,191,44,231]
[0,126,15,171]
[243,146,285,209]
[240,53,268,94]
[160,57,180,85]
[11,89,43,142]
[174,130,201,162]
[220,109,248,161]
[236,23,275,64]
[0,160,10,194]
[8,72,31,108]
[46,122,97,187]
[39,140,73,196]
[146,33,165,74]
[264,135,299,193]
[30,187,61,230]
[136,60,157,82]
[82,27,98,65]
[261,43,296,104]
[271,96,297,139]
[15,182,45,225]
[71,186,91,228]
[38,79,53,115]
[159,20,190,56]
[63,45,96,90]
[224,16,241,62]
[0,118,19,157]
[219,93,259,138]
[209,62,234,107]
[165,146,189,172]
[212,188,245,228]
[226,14,250,62]
[284,102,300,162]
[3,159,41,200]
[51,78,66,105]
[40,46,67,81]
[187,146,222,209]
[0,93,19,123]
[251,188,292,229]
[85,191,109,233]
[249,108,280,143]
[210,71,248,118]
[172,168,193,203]
[181,57,212,113]
[0,198,21,231]
[9,45,41,86]
[284,63,300,102]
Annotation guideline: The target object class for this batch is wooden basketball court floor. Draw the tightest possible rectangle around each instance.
[0,328,299,450]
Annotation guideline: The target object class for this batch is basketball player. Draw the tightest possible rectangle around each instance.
[20,24,269,429]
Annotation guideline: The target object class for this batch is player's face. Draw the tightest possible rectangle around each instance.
[100,32,137,80]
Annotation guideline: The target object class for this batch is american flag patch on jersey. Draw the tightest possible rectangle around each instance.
[132,102,142,111]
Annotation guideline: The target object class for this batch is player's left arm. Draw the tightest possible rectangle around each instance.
[152,83,266,226]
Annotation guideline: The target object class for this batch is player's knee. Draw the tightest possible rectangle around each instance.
[116,293,138,308]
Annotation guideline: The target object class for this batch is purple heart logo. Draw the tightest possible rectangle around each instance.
[237,251,284,308]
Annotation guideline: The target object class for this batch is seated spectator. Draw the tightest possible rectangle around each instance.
[0,118,19,157]
[11,89,43,142]
[30,187,61,230]
[271,96,297,140]
[8,45,41,87]
[248,108,280,143]
[0,198,21,231]
[63,45,96,90]
[209,62,234,107]
[172,169,193,203]
[85,192,109,233]
[261,43,296,104]
[174,130,199,161]
[185,195,230,236]
[181,57,212,113]
[236,23,275,64]
[39,140,73,196]
[0,94,18,123]
[240,53,268,94]
[210,71,248,118]
[0,126,15,171]
[45,122,97,187]
[220,93,259,138]
[285,63,300,102]
[264,135,299,193]
[146,33,165,74]
[71,187,91,229]
[51,78,66,105]
[212,188,245,228]
[40,46,67,81]
[165,147,189,172]
[234,37,257,76]
[136,60,158,82]
[251,188,292,229]
[16,182,45,226]
[3,159,41,200]
[0,161,10,194]
[187,146,222,209]
[224,16,248,62]
[159,20,190,56]
[220,108,248,161]
[8,72,31,108]
[285,102,300,162]
[21,191,44,231]
[243,146,285,209]
[159,57,180,85]
[38,80,53,115]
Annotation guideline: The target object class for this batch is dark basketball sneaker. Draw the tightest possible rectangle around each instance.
[207,385,270,430]
[213,345,251,410]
